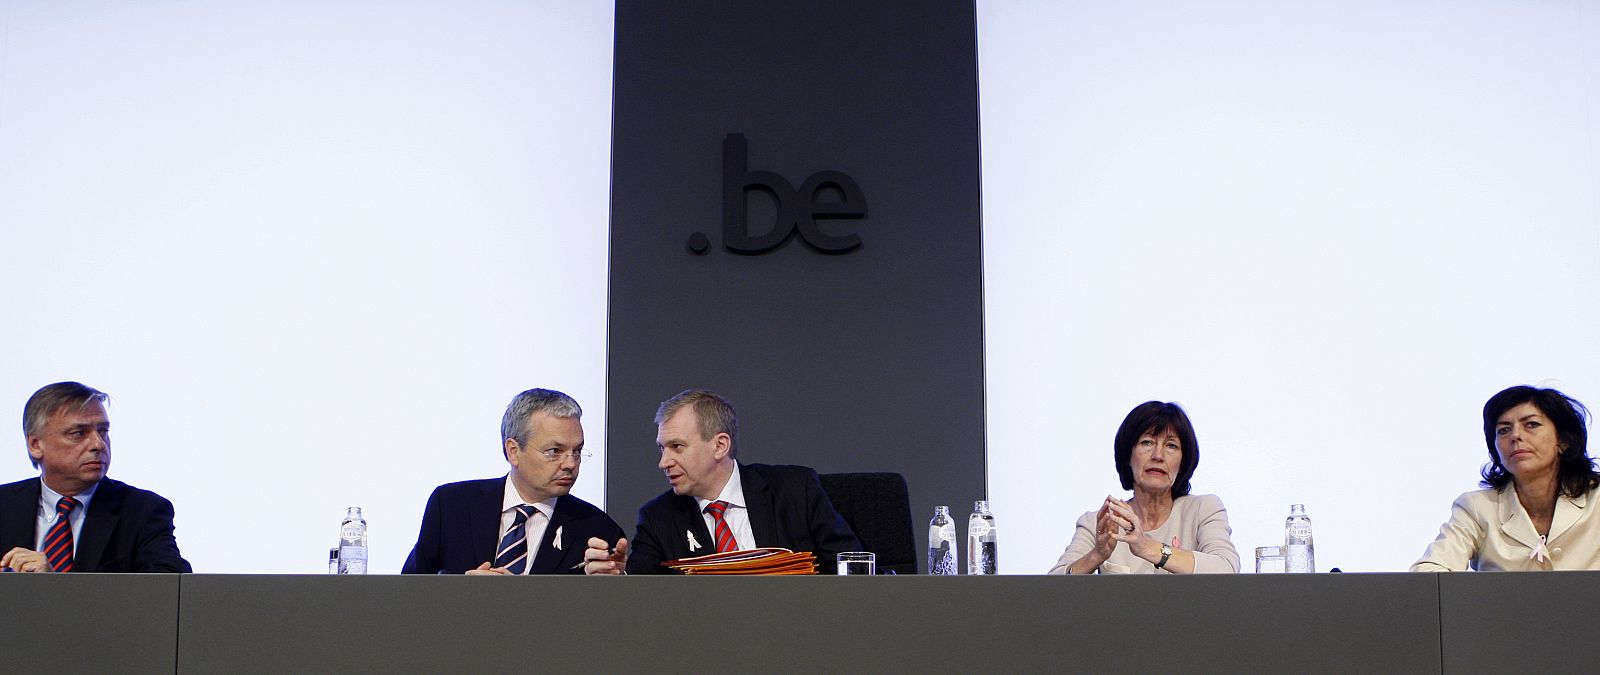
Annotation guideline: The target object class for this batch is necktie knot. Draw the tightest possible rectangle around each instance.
[56,496,79,516]
[705,500,729,518]
[512,504,536,525]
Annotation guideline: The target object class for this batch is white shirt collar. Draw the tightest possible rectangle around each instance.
[39,478,98,515]
[502,474,557,519]
[696,461,746,511]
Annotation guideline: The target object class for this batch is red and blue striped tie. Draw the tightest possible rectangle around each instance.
[42,497,80,572]
[704,501,738,553]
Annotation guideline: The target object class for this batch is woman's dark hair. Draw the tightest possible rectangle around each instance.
[1114,401,1200,497]
[1480,385,1596,497]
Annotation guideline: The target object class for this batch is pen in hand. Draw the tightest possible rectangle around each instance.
[572,547,618,569]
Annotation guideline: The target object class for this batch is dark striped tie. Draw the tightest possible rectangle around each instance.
[42,497,80,572]
[493,505,537,574]
[705,500,738,553]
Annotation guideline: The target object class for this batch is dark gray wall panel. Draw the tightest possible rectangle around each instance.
[170,574,1441,672]
[0,573,178,672]
[178,575,581,673]
[606,0,986,573]
[43,572,1600,672]
[1439,571,1600,672]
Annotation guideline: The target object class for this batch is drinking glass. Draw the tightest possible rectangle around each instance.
[1255,546,1286,573]
[837,551,876,575]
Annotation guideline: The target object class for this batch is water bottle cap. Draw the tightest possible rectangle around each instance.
[973,500,990,513]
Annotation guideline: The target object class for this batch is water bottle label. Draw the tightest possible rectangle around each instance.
[969,520,991,537]
[1289,522,1312,539]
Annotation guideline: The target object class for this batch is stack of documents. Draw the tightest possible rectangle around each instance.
[663,548,818,575]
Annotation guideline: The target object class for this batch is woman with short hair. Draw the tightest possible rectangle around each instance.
[1048,401,1239,574]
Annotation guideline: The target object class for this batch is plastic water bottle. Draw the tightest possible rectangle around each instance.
[928,505,958,575]
[967,500,997,575]
[337,506,368,574]
[327,548,339,575]
[1284,503,1314,573]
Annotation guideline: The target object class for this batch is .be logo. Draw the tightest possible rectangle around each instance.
[687,133,867,255]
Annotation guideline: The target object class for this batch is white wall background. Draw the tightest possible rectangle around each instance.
[0,0,615,572]
[981,0,1600,572]
[6,1,1598,576]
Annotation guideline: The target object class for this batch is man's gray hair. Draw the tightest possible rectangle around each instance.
[501,388,582,450]
[23,382,109,469]
[655,389,739,457]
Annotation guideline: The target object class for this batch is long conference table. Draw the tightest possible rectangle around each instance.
[5,571,1589,673]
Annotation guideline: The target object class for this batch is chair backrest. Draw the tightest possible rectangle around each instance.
[819,472,916,574]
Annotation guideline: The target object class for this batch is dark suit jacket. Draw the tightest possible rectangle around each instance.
[0,477,191,573]
[401,477,625,574]
[628,463,861,574]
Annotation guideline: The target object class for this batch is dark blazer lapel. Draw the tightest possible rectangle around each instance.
[742,465,780,549]
[472,479,504,567]
[75,478,122,572]
[0,479,42,553]
[530,497,572,573]
[673,495,716,558]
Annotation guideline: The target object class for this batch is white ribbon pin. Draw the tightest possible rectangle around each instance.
[553,526,563,551]
[687,531,702,551]
[1529,534,1549,564]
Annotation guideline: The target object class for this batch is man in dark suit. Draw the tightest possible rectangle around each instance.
[402,388,624,575]
[584,389,859,575]
[1,382,190,573]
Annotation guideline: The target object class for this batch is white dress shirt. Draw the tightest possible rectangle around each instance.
[34,479,98,555]
[500,475,557,574]
[695,463,755,551]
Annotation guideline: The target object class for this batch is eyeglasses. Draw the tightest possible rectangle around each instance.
[537,448,592,462]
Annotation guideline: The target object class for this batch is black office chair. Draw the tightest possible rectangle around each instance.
[819,472,917,574]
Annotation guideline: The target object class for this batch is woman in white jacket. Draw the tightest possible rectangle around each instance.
[1412,385,1598,571]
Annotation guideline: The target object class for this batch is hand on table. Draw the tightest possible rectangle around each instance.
[1,547,56,573]
[465,562,514,575]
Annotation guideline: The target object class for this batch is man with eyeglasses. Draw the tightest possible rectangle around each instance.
[402,388,623,574]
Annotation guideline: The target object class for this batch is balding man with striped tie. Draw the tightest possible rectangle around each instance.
[402,388,624,575]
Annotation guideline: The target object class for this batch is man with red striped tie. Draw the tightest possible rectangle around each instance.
[583,389,859,575]
[0,382,191,573]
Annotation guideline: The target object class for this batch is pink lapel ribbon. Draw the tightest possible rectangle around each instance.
[1171,536,1181,549]
[1529,535,1550,563]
